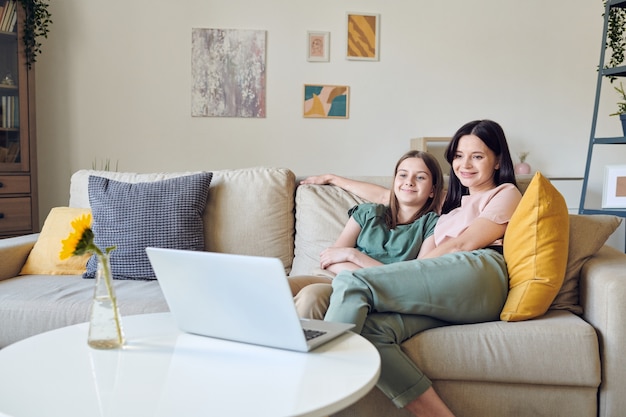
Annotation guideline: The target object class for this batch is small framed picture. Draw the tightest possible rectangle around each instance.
[307,31,330,62]
[602,165,626,208]
[303,84,350,119]
[346,12,380,61]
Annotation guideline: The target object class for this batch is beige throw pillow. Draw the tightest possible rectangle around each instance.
[551,214,622,313]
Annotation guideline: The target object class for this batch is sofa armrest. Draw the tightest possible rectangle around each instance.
[0,234,38,281]
[579,245,626,417]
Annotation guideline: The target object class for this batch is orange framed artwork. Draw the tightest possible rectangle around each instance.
[346,12,380,61]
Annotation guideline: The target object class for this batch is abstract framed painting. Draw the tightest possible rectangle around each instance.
[602,165,626,208]
[191,28,266,118]
[307,31,330,62]
[346,12,380,61]
[303,84,350,119]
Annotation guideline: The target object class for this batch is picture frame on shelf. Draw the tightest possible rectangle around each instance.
[410,137,451,175]
[307,31,330,62]
[303,84,349,119]
[602,165,626,208]
[346,12,380,61]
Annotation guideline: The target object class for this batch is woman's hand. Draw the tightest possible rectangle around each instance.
[300,174,337,185]
[300,174,390,204]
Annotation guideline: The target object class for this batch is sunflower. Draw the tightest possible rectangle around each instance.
[60,213,101,260]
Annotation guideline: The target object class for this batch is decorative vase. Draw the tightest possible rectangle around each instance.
[88,254,125,349]
[514,162,531,175]
[620,113,626,137]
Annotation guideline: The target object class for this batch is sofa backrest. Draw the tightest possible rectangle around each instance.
[68,168,532,277]
[69,167,296,272]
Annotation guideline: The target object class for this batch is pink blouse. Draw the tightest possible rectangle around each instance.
[434,183,522,247]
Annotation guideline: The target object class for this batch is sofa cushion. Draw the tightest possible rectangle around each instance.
[84,173,212,280]
[552,214,622,313]
[501,172,569,322]
[0,274,168,347]
[20,207,92,275]
[402,309,600,387]
[203,167,296,272]
[70,167,296,273]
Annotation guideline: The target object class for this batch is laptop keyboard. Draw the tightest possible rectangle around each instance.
[303,329,327,341]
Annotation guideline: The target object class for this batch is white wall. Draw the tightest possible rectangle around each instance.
[34,0,624,229]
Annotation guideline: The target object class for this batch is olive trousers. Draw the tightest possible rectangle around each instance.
[324,249,509,408]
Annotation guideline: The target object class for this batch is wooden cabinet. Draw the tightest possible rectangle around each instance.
[0,0,38,237]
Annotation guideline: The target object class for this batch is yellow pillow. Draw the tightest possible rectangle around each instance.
[20,207,92,275]
[501,172,569,321]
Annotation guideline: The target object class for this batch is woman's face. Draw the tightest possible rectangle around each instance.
[393,157,434,209]
[452,134,500,193]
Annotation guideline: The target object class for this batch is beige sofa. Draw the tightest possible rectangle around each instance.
[0,167,625,417]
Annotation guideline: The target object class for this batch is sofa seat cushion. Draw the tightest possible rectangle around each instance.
[401,310,600,387]
[0,275,168,348]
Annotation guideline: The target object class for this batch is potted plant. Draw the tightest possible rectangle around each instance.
[514,152,531,175]
[17,0,52,69]
[604,2,626,80]
[609,81,626,135]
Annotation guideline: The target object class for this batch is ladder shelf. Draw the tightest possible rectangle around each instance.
[580,0,626,250]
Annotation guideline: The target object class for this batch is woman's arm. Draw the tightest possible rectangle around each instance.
[300,174,391,205]
[419,218,507,259]
[420,185,522,259]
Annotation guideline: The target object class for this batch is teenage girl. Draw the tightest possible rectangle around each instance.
[289,150,444,319]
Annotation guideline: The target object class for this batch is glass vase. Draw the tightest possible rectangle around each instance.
[88,254,125,349]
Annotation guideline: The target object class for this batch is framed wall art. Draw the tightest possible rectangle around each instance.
[602,165,626,208]
[346,12,380,61]
[191,28,266,118]
[303,84,350,119]
[307,31,330,62]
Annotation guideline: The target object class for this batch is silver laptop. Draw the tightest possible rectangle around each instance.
[145,247,354,352]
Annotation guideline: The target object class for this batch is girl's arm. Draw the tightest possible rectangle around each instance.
[300,174,391,205]
[321,217,384,273]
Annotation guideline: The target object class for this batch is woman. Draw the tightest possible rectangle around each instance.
[302,120,522,416]
[290,150,444,319]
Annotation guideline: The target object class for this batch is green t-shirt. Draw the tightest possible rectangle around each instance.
[349,203,439,264]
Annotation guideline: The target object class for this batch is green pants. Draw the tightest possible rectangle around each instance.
[324,249,508,408]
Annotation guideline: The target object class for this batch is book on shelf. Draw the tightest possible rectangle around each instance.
[8,2,16,32]
[0,96,18,128]
[0,0,16,33]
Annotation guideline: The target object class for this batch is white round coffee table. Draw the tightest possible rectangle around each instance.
[0,313,380,417]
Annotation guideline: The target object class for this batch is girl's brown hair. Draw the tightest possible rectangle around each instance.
[385,150,444,229]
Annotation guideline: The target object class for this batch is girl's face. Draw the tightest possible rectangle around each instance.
[393,157,434,209]
[452,134,500,193]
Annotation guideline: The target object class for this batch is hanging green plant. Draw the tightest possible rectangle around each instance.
[604,1,626,82]
[17,0,52,69]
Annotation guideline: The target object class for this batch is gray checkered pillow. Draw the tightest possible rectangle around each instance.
[84,172,213,280]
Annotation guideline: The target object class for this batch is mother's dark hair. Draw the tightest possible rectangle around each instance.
[440,119,517,214]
